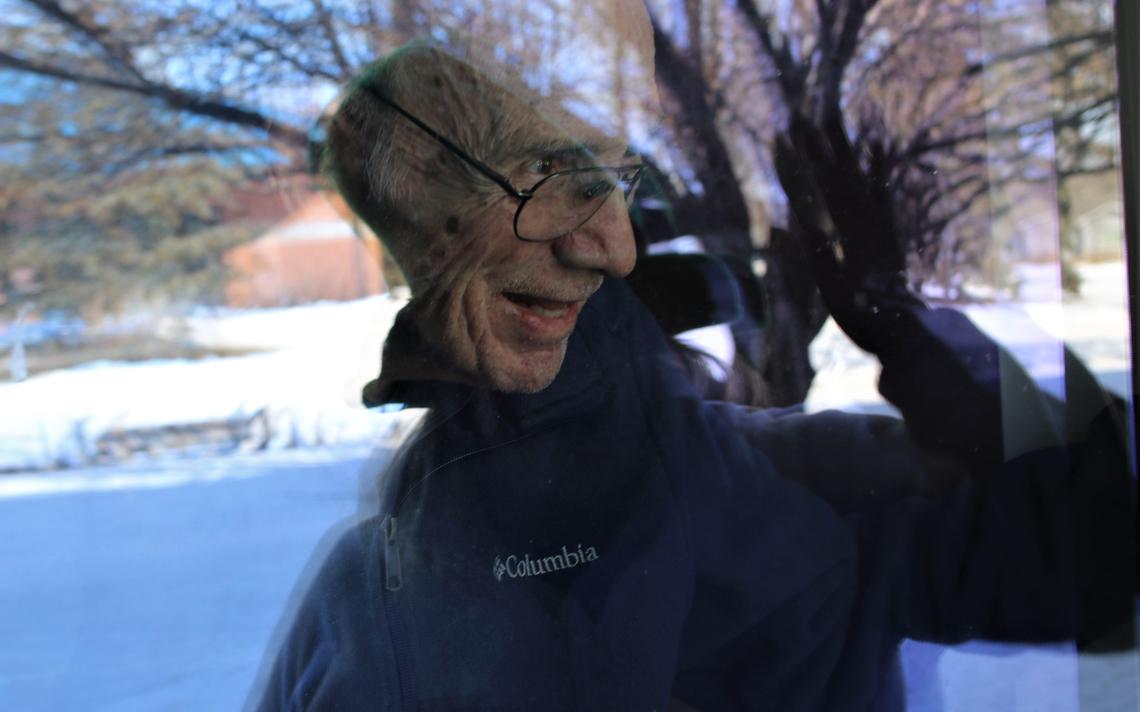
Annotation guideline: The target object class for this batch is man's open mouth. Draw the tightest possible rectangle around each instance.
[502,292,576,318]
[499,290,587,341]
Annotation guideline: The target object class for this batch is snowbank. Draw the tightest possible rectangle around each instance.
[1,294,419,472]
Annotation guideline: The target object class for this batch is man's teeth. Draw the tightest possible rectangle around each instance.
[505,292,574,317]
[528,303,570,318]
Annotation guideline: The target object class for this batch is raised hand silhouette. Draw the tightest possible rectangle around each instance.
[774,111,1007,468]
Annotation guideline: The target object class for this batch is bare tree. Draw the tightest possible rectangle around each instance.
[644,0,1120,405]
[2,0,1122,401]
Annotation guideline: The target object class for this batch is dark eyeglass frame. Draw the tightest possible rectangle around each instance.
[361,86,645,242]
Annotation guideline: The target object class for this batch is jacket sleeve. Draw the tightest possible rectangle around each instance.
[871,307,1135,650]
[249,520,401,712]
[721,307,1136,652]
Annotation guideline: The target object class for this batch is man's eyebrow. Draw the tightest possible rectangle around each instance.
[510,138,636,164]
[513,139,593,161]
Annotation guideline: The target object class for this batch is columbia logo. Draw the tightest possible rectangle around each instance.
[493,544,599,581]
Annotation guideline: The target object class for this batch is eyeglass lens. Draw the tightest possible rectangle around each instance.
[515,168,640,242]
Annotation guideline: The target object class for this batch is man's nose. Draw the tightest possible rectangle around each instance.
[550,199,637,277]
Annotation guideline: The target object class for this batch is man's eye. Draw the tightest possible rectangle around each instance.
[528,157,554,174]
[583,180,611,199]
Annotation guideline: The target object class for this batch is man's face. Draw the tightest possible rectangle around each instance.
[396,124,638,394]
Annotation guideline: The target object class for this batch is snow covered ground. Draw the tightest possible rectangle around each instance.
[0,294,418,472]
[0,262,1135,709]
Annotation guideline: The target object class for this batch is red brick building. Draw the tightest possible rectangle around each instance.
[224,193,385,308]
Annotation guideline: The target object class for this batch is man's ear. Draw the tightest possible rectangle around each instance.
[625,254,746,335]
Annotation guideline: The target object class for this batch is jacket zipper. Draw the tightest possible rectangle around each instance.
[383,515,415,709]
[380,433,540,710]
[385,516,402,591]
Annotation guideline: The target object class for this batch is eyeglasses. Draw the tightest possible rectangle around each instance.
[362,87,644,242]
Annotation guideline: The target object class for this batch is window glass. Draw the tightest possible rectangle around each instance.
[1,1,1135,710]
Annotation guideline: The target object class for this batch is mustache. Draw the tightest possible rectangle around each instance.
[497,274,603,302]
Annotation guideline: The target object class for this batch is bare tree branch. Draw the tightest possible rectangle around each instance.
[220,18,342,82]
[736,0,808,105]
[964,28,1114,76]
[312,0,353,77]
[0,50,308,146]
[649,12,751,250]
[26,0,147,83]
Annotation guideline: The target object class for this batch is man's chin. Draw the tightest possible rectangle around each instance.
[483,343,567,394]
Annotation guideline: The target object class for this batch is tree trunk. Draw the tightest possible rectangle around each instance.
[760,228,829,406]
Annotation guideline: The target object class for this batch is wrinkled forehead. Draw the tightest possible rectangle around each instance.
[387,46,639,168]
[492,97,633,167]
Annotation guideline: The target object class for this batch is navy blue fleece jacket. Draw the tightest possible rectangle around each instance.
[253,279,1133,711]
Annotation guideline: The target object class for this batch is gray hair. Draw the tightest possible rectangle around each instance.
[323,42,553,264]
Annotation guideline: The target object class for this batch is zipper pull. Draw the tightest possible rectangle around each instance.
[385,516,402,591]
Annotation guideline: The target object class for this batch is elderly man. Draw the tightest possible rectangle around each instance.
[253,38,1133,712]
